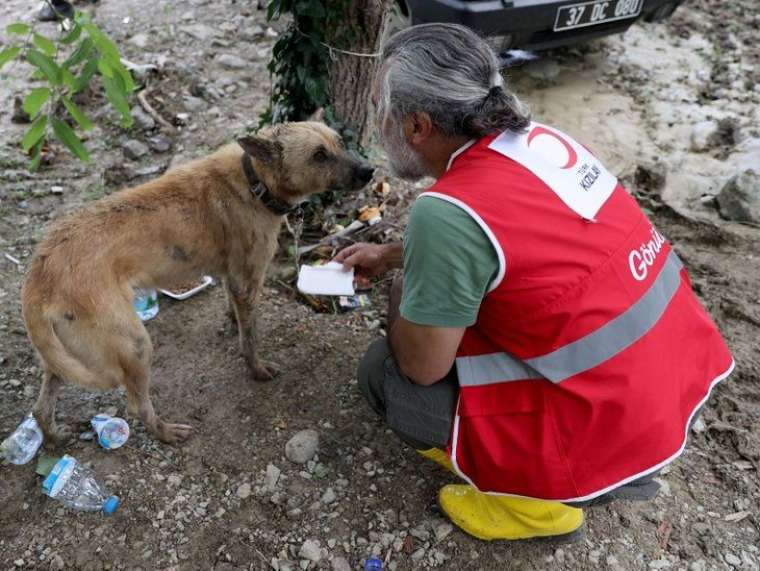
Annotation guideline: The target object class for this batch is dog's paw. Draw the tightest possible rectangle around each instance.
[157,422,193,444]
[43,426,73,450]
[252,359,280,382]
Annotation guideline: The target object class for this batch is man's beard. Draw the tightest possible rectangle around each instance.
[381,117,428,181]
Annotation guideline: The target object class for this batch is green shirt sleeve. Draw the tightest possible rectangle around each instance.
[400,196,500,327]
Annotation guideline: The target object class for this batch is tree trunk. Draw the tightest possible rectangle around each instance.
[326,0,392,146]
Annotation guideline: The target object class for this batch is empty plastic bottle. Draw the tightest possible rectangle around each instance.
[91,414,130,450]
[0,413,43,465]
[133,288,159,321]
[364,557,383,571]
[43,455,120,515]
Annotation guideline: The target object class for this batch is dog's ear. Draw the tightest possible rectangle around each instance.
[237,135,282,164]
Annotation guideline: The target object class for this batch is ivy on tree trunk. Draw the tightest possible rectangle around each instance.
[263,0,391,150]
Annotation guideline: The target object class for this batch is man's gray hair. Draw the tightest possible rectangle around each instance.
[379,23,530,138]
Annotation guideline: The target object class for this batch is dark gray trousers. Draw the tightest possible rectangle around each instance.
[357,338,666,507]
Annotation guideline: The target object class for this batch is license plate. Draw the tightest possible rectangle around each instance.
[554,0,643,32]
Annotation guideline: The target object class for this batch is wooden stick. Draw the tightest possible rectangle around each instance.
[136,89,176,133]
[297,220,366,255]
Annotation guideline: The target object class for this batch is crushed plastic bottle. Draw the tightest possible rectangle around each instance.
[0,413,43,465]
[91,415,130,450]
[133,288,159,321]
[42,455,120,515]
[364,557,383,571]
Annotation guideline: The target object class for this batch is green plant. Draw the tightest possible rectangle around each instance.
[261,1,362,145]
[0,6,135,170]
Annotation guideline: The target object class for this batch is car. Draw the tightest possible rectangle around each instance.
[390,0,684,52]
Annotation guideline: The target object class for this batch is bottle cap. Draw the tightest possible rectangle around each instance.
[102,496,120,515]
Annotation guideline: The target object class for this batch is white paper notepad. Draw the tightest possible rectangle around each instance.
[297,262,355,296]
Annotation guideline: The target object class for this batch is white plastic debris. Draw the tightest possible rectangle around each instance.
[297,262,355,296]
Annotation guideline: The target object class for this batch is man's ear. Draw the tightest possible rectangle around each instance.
[237,135,283,164]
[408,111,434,146]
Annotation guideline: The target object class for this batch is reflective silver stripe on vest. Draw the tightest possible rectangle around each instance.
[457,250,684,387]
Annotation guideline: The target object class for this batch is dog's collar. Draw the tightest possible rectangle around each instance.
[241,153,299,216]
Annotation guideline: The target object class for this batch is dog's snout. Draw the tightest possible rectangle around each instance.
[357,165,375,184]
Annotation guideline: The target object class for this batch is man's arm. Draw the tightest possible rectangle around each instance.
[390,197,500,386]
[390,318,465,386]
[386,275,465,385]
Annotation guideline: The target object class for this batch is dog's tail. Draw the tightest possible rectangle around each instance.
[22,294,101,389]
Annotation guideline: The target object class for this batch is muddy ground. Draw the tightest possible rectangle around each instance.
[1,0,759,569]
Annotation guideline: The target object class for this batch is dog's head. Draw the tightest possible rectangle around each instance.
[237,122,375,206]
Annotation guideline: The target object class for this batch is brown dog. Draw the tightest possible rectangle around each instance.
[21,121,374,445]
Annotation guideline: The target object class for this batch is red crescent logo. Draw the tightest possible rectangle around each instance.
[527,126,578,169]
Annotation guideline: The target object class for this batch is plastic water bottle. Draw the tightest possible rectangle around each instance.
[365,557,383,571]
[91,415,130,450]
[133,288,159,321]
[0,413,43,465]
[42,455,120,515]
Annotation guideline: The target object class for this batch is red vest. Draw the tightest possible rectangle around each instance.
[426,125,734,502]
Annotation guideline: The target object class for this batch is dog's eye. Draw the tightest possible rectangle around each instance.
[312,148,329,163]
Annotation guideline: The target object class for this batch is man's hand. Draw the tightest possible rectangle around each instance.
[334,242,402,277]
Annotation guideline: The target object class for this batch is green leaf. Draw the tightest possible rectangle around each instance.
[102,75,133,127]
[62,96,94,131]
[73,55,98,93]
[33,33,57,56]
[110,60,135,93]
[29,142,43,172]
[62,68,77,89]
[21,115,48,152]
[35,453,60,477]
[22,87,51,118]
[63,37,93,68]
[97,57,113,78]
[52,117,90,161]
[26,49,62,85]
[0,46,22,69]
[61,23,82,44]
[83,23,120,62]
[6,23,31,35]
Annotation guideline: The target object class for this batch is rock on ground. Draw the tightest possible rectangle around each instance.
[264,463,281,492]
[690,120,720,152]
[525,59,561,82]
[131,106,156,131]
[217,54,248,70]
[298,540,322,562]
[122,140,149,160]
[236,482,252,499]
[285,429,319,464]
[331,556,351,571]
[716,169,760,223]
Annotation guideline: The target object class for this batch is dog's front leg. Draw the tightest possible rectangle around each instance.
[226,274,279,381]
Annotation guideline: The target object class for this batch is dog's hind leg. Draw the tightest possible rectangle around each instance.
[33,370,70,449]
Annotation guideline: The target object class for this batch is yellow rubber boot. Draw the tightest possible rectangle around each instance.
[417,448,454,472]
[439,484,584,542]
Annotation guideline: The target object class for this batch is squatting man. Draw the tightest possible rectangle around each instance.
[334,23,733,542]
